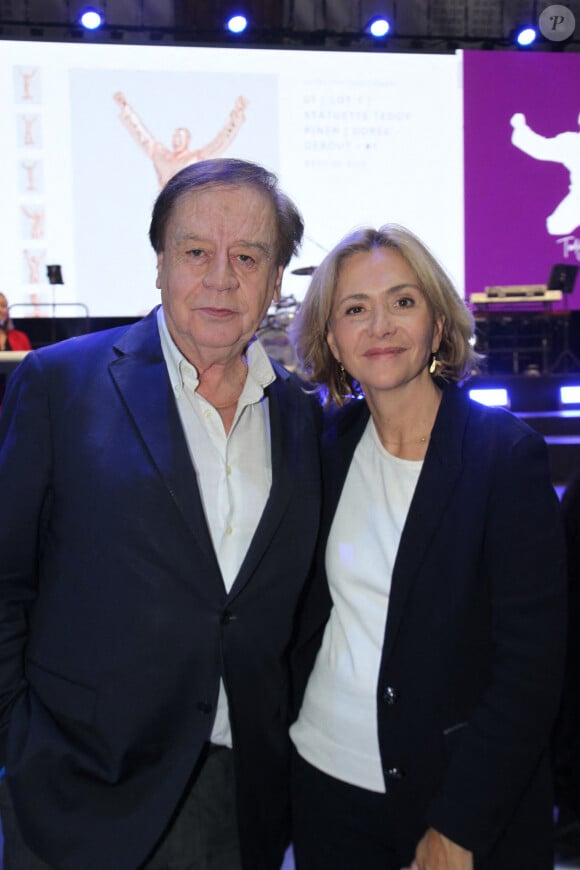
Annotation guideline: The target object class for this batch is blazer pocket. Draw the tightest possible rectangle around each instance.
[442,720,468,758]
[26,659,97,725]
[443,720,468,737]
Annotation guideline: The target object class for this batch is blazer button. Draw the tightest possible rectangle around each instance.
[382,686,400,705]
[385,766,405,780]
[221,610,237,625]
[197,701,213,714]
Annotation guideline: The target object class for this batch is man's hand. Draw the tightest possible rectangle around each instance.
[401,827,473,870]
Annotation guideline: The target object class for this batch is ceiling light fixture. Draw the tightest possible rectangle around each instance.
[226,13,248,34]
[366,16,390,38]
[79,8,104,31]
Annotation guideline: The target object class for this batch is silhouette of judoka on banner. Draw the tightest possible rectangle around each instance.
[511,112,580,236]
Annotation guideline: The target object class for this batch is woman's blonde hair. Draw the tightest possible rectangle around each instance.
[290,224,481,406]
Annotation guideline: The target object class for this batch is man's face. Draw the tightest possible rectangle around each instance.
[157,185,283,368]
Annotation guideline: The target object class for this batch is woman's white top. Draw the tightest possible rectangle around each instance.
[290,417,422,792]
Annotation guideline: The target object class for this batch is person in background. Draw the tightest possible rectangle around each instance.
[552,471,580,861]
[289,224,567,870]
[0,292,31,408]
[0,293,31,352]
[0,158,321,870]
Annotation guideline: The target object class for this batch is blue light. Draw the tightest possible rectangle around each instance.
[226,14,248,34]
[469,388,509,408]
[368,17,390,38]
[79,8,104,30]
[516,26,537,47]
[560,385,580,405]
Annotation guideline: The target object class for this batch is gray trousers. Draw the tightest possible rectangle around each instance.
[0,745,242,870]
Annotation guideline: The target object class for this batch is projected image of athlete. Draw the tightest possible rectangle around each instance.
[114,92,248,187]
[510,111,580,236]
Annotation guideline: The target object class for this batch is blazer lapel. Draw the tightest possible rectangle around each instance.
[296,402,371,636]
[228,370,295,598]
[381,386,469,662]
[108,310,217,566]
[322,401,371,540]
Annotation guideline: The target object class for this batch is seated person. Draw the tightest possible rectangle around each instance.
[0,293,31,352]
[0,292,31,407]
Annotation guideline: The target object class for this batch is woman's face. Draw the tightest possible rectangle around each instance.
[0,295,8,323]
[326,247,443,399]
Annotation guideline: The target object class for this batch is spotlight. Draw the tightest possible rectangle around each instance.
[226,13,248,34]
[469,388,509,408]
[79,8,104,30]
[366,16,390,38]
[515,26,537,47]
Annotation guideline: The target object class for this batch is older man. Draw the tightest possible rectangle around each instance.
[0,159,321,870]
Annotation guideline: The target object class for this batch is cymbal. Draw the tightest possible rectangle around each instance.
[291,265,317,276]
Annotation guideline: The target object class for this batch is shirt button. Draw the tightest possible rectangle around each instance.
[225,465,232,476]
[225,525,233,536]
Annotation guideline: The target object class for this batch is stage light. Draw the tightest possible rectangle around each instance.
[366,16,390,38]
[560,385,580,405]
[79,8,104,30]
[515,26,537,47]
[469,388,509,408]
[226,13,248,34]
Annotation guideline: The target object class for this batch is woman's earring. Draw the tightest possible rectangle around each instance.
[338,362,348,394]
[429,353,440,375]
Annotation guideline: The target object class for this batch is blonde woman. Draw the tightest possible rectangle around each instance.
[289,225,566,870]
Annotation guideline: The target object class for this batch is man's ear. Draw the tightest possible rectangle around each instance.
[272,265,284,302]
[155,252,164,291]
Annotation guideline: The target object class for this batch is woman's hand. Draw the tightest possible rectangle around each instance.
[402,827,473,870]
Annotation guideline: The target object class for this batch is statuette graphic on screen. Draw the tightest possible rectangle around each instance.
[18,67,38,101]
[21,205,44,239]
[113,92,249,187]
[510,111,580,235]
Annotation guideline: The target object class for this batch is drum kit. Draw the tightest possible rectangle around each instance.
[257,265,317,373]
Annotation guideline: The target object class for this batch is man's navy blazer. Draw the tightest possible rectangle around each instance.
[0,308,321,870]
[292,383,566,869]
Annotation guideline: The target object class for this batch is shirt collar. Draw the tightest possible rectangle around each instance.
[157,306,276,400]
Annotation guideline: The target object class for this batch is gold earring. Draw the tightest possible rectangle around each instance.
[429,353,439,375]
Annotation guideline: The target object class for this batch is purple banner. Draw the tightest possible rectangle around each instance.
[464,50,580,309]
